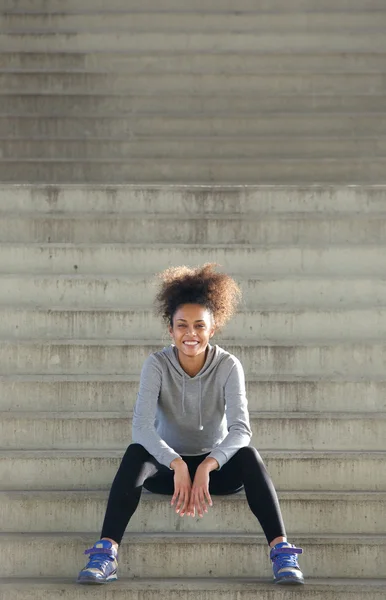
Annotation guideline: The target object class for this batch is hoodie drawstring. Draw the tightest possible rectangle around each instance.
[182,374,203,430]
[198,377,203,430]
[182,376,186,415]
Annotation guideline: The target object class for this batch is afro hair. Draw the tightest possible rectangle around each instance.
[154,263,241,330]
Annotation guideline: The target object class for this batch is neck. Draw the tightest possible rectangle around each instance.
[177,346,209,377]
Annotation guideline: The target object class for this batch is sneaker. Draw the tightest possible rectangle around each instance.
[77,539,118,585]
[270,541,304,585]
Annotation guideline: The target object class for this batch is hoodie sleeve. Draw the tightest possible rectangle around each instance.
[207,357,252,470]
[132,353,182,469]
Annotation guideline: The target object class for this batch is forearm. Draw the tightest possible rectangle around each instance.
[132,426,180,469]
[200,457,220,472]
[170,456,219,472]
[170,457,187,470]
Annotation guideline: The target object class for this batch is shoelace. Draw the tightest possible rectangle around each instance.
[84,547,115,571]
[271,546,303,570]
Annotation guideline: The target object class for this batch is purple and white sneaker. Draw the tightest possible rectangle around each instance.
[270,541,304,584]
[77,539,118,585]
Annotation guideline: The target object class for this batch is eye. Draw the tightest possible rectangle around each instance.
[178,324,187,328]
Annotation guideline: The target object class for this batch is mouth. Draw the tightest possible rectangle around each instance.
[183,341,199,346]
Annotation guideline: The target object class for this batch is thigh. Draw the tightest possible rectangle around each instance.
[209,449,249,495]
[142,459,175,494]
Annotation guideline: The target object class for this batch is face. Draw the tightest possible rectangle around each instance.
[169,304,215,359]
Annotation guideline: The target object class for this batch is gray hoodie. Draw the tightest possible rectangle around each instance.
[132,343,252,470]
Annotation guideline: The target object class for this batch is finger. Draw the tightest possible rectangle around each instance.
[193,491,204,518]
[200,490,209,512]
[177,489,190,515]
[189,490,197,513]
[180,490,191,516]
[187,497,195,517]
[175,491,185,513]
[204,488,213,507]
[171,491,178,506]
[186,493,195,517]
[199,491,208,516]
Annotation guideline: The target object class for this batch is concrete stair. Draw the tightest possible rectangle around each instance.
[1,448,385,492]
[2,0,386,595]
[0,2,386,182]
[2,411,386,451]
[0,579,385,600]
[2,532,386,579]
[1,490,385,534]
[0,185,386,598]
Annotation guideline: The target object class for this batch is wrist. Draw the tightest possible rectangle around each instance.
[200,457,219,472]
[170,457,187,471]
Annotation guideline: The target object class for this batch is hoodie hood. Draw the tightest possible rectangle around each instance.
[162,344,223,430]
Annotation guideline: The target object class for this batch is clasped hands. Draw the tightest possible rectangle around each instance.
[170,457,218,518]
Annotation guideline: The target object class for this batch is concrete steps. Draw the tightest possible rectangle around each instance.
[2,532,386,578]
[3,114,386,135]
[1,410,386,451]
[1,578,385,600]
[2,32,386,53]
[3,212,386,244]
[1,449,385,491]
[1,376,385,413]
[2,158,386,183]
[2,3,385,183]
[3,137,386,161]
[2,51,386,73]
[2,275,386,309]
[3,94,386,114]
[2,244,386,275]
[2,12,386,32]
[2,0,386,11]
[1,176,383,600]
[1,184,384,213]
[4,307,386,341]
[2,339,386,376]
[4,74,386,97]
[2,490,385,534]
[1,1,386,594]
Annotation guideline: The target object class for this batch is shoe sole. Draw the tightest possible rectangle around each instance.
[274,577,305,585]
[77,574,118,585]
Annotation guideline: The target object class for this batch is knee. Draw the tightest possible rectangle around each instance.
[235,446,266,468]
[236,445,258,458]
[122,443,149,463]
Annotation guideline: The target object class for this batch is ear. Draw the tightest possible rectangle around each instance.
[168,325,174,338]
[209,325,216,338]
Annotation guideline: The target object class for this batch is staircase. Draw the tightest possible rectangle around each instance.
[1,1,386,599]
[1,184,386,599]
[1,0,386,182]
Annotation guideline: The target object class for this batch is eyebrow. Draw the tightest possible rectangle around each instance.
[175,318,206,322]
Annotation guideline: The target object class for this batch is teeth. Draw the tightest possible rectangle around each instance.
[184,342,198,345]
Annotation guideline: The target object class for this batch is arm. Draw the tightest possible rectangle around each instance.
[132,354,182,469]
[206,358,252,470]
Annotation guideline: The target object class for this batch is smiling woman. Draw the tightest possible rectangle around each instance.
[77,263,304,586]
[154,263,240,377]
[170,304,215,377]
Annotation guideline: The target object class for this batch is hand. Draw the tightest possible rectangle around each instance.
[187,463,213,518]
[170,459,192,517]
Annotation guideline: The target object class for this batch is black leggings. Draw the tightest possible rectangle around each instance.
[101,444,286,544]
[101,443,286,546]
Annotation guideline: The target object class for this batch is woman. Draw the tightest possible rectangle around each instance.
[77,264,304,585]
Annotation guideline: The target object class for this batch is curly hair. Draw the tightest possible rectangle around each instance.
[154,263,241,330]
